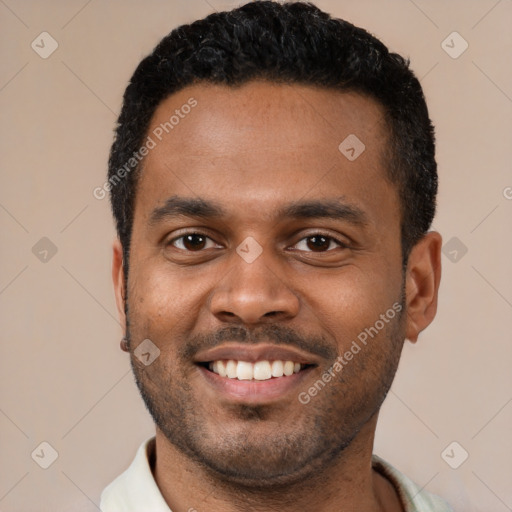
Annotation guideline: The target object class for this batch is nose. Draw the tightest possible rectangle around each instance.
[209,248,300,325]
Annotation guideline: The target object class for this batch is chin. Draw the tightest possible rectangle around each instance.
[163,414,355,489]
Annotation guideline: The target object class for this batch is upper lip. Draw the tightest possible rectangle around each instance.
[193,343,321,365]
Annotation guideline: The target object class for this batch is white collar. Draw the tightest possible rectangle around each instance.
[100,436,452,512]
[100,436,171,512]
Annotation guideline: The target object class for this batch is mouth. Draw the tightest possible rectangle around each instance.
[194,343,319,403]
[198,359,315,381]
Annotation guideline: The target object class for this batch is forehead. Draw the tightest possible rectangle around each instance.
[134,81,397,226]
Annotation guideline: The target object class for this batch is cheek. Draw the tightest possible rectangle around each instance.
[309,267,400,345]
[127,260,211,336]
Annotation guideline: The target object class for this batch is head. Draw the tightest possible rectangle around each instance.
[109,1,441,487]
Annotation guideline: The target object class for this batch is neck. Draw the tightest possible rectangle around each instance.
[152,414,403,512]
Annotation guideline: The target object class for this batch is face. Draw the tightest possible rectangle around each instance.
[117,82,410,485]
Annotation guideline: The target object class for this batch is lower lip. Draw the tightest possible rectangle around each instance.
[197,365,315,403]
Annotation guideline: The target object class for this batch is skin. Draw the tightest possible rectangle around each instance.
[112,81,442,512]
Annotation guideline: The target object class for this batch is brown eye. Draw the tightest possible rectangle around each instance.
[170,233,213,251]
[293,234,346,252]
[306,235,331,251]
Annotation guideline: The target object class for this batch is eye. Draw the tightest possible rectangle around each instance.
[168,232,219,251]
[293,234,347,252]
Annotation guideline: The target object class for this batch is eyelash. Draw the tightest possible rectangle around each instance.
[167,231,348,252]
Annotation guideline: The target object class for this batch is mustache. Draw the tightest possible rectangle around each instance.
[179,323,338,361]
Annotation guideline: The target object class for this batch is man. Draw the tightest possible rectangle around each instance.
[100,1,451,510]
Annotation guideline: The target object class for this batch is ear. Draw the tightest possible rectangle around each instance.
[404,231,442,343]
[112,238,128,343]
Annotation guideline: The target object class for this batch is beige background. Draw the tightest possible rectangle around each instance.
[1,0,511,510]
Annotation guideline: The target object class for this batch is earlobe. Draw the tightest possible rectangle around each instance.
[120,336,129,352]
[112,239,127,337]
[404,231,442,343]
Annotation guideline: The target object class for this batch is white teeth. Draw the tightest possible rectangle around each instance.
[271,360,284,377]
[236,361,254,380]
[208,359,306,381]
[253,361,272,380]
[283,360,294,376]
[226,359,237,378]
[217,360,227,377]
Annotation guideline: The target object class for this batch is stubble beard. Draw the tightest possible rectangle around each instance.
[125,294,406,489]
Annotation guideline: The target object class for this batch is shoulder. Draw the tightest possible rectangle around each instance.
[372,454,453,512]
[100,436,171,512]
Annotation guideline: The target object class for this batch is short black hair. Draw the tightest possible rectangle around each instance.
[108,0,437,274]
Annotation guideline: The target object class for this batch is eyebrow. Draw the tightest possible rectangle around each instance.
[149,196,225,226]
[148,195,369,227]
[279,198,369,226]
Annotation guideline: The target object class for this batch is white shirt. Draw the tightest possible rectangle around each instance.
[100,436,453,512]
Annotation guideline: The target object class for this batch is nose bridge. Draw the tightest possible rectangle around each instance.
[209,241,299,324]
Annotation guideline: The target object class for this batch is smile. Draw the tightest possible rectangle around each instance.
[194,343,320,402]
[207,359,310,381]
